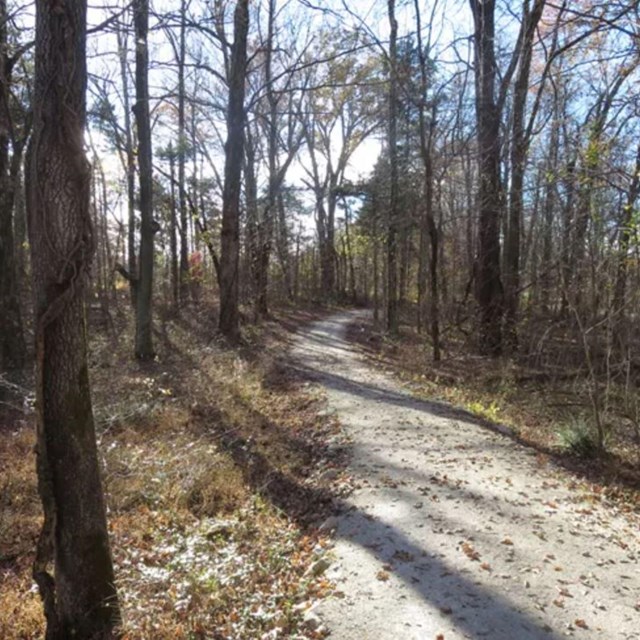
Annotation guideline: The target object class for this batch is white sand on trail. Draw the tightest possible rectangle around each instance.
[291,311,640,640]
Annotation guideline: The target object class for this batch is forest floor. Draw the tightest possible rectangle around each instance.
[2,305,640,639]
[0,303,348,639]
[292,310,640,639]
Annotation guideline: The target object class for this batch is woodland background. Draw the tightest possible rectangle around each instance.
[1,0,640,637]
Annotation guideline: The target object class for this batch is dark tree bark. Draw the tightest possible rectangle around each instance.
[133,0,155,360]
[469,0,504,356]
[26,0,120,635]
[386,0,399,334]
[219,0,249,340]
[0,0,26,371]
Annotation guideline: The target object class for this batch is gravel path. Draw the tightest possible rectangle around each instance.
[292,311,640,640]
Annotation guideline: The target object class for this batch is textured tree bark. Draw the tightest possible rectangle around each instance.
[133,0,155,360]
[0,0,25,371]
[470,0,503,356]
[26,0,120,636]
[219,0,249,340]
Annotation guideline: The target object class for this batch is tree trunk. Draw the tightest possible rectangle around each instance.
[413,0,441,361]
[116,24,137,308]
[613,139,640,316]
[470,0,503,356]
[540,113,559,313]
[386,0,399,334]
[169,145,179,305]
[504,0,545,351]
[133,0,155,360]
[178,0,189,302]
[275,193,293,300]
[0,0,26,371]
[219,0,249,340]
[26,0,120,635]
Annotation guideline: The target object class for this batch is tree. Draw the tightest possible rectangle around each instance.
[413,0,442,361]
[218,0,249,340]
[244,0,306,318]
[469,0,504,356]
[503,1,546,350]
[386,0,399,333]
[133,0,155,360]
[300,31,380,301]
[0,0,27,371]
[116,14,138,308]
[26,0,120,635]
[176,0,190,302]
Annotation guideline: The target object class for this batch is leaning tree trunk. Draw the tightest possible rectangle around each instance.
[219,0,249,340]
[133,0,155,360]
[26,0,120,636]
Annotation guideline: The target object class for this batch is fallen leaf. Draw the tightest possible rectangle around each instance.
[501,538,514,546]
[575,619,588,629]
[461,542,481,561]
[376,570,390,582]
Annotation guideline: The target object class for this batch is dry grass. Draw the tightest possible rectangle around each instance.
[0,303,338,639]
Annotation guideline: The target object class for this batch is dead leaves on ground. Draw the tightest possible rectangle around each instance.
[461,541,481,562]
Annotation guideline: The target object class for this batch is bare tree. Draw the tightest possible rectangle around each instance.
[503,0,546,350]
[219,0,249,340]
[469,0,504,355]
[387,0,399,333]
[133,0,155,360]
[26,0,120,634]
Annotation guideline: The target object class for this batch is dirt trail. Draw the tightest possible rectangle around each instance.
[291,311,640,640]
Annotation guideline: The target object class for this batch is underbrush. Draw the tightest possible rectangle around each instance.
[0,304,339,639]
[347,316,640,508]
